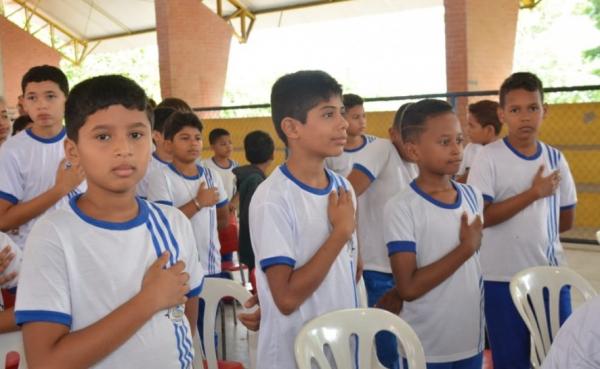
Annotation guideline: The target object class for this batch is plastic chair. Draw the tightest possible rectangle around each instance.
[0,331,27,369]
[196,278,257,369]
[294,308,426,369]
[596,229,600,244]
[509,266,597,368]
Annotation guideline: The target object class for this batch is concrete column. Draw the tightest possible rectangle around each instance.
[444,0,520,122]
[155,0,233,115]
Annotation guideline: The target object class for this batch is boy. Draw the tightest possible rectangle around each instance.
[136,106,175,198]
[468,72,577,369]
[0,65,86,248]
[147,112,229,276]
[201,128,238,201]
[250,70,358,369]
[232,130,274,273]
[456,100,502,182]
[14,75,204,369]
[325,93,376,176]
[345,102,418,369]
[0,97,10,146]
[384,99,484,368]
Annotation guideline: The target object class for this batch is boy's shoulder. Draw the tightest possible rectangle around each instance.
[0,130,38,157]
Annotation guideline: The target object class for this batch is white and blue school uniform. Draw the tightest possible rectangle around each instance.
[351,137,417,369]
[467,137,577,369]
[384,180,485,366]
[201,158,239,201]
[14,196,205,369]
[249,164,358,369]
[137,152,170,199]
[147,163,228,275]
[457,143,484,177]
[325,134,377,176]
[0,128,86,248]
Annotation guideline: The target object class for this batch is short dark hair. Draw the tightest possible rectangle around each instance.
[392,102,414,132]
[401,99,454,142]
[343,94,363,110]
[209,128,230,145]
[21,65,69,96]
[270,70,343,145]
[499,72,544,107]
[12,115,33,136]
[153,107,175,133]
[468,100,502,135]
[163,112,203,140]
[244,130,274,164]
[65,75,152,142]
[157,97,193,112]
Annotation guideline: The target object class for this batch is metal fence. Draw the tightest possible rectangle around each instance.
[196,86,600,244]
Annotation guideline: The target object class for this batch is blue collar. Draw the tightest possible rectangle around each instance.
[344,135,368,153]
[212,157,234,169]
[503,137,542,161]
[26,127,66,144]
[70,194,149,230]
[279,164,333,195]
[168,163,204,180]
[152,152,170,165]
[409,180,462,209]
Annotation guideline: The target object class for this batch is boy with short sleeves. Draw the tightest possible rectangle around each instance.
[136,107,175,198]
[15,75,204,369]
[147,112,229,276]
[250,70,358,369]
[384,99,484,368]
[468,72,577,369]
[0,65,85,248]
[325,93,376,176]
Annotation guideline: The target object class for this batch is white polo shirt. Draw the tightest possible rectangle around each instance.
[250,164,358,369]
[468,138,577,281]
[15,197,205,369]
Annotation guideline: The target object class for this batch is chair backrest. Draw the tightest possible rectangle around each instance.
[294,308,426,369]
[509,266,597,368]
[0,331,27,369]
[197,278,255,369]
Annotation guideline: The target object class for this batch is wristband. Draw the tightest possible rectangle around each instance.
[193,198,201,210]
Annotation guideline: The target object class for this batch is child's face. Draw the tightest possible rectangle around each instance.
[290,95,348,158]
[169,126,202,164]
[0,101,10,143]
[22,81,66,129]
[65,105,152,194]
[499,88,545,142]
[408,112,464,175]
[466,114,494,145]
[212,135,233,158]
[343,105,366,137]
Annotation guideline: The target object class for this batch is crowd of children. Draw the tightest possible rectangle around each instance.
[0,64,582,369]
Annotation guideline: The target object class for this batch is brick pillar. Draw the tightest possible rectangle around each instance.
[155,0,233,115]
[0,17,61,109]
[444,0,519,123]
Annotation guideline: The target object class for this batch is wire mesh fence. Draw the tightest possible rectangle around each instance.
[197,86,600,243]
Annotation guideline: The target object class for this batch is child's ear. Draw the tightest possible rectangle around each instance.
[63,138,80,165]
[542,103,549,117]
[281,117,300,142]
[497,106,505,124]
[404,141,419,163]
[151,131,162,144]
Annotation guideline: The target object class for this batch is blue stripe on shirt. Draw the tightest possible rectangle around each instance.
[387,241,416,256]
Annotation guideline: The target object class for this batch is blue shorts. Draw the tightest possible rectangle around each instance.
[403,352,482,369]
[484,280,572,369]
[363,270,400,369]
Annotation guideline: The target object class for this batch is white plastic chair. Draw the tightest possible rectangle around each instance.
[510,266,597,368]
[294,308,426,369]
[0,331,27,369]
[195,277,256,369]
[596,229,600,244]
